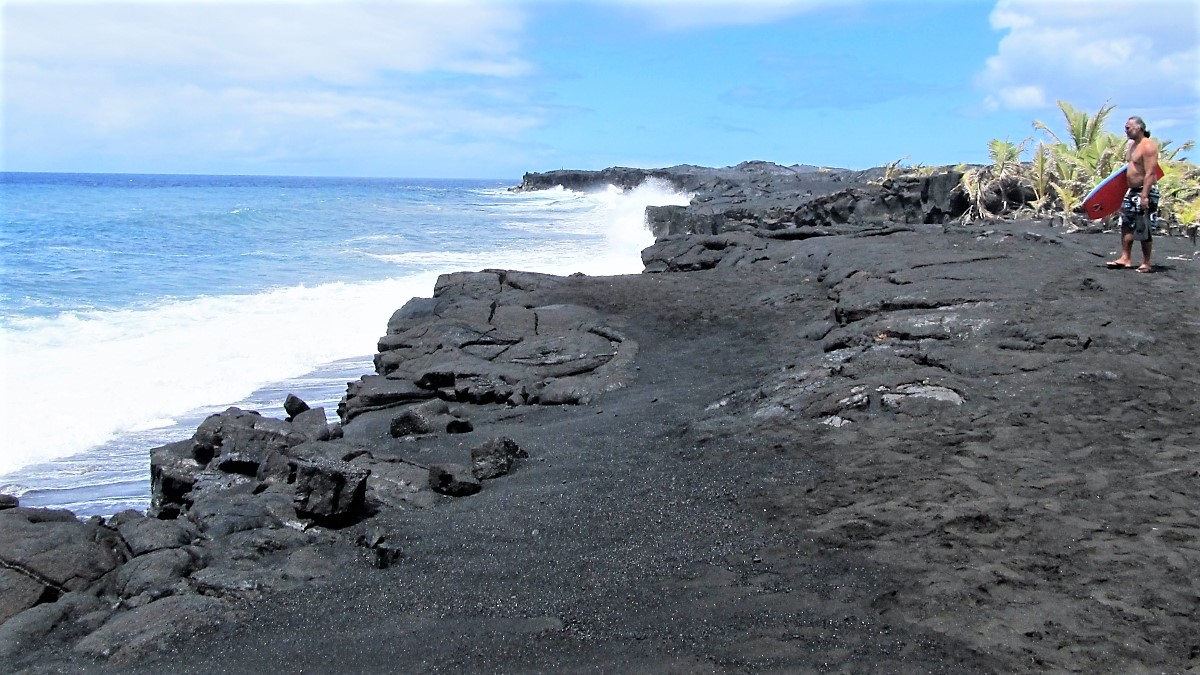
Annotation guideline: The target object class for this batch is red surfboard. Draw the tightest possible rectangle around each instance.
[1082,164,1166,220]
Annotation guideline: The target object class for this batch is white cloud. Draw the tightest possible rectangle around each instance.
[607,0,846,30]
[1,1,540,174]
[977,0,1199,132]
[997,85,1047,109]
[5,2,531,84]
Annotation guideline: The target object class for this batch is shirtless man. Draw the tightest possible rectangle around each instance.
[1107,116,1161,272]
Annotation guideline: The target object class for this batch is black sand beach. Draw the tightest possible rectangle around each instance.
[2,164,1198,674]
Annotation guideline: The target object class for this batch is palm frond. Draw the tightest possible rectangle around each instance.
[988,137,1028,178]
[1051,182,1081,214]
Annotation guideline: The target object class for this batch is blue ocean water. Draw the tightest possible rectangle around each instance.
[0,172,689,516]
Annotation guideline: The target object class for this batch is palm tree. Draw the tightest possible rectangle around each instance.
[988,137,1027,178]
[1027,143,1054,213]
[1025,100,1125,220]
[1033,100,1118,153]
[1073,130,1126,182]
[954,100,1198,228]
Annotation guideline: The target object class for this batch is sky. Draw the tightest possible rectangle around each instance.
[2,0,1197,179]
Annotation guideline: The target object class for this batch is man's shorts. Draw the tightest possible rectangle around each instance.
[1120,185,1160,241]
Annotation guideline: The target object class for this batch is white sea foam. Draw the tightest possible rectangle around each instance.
[493,178,688,275]
[0,178,689,477]
[126,418,179,432]
[0,275,440,475]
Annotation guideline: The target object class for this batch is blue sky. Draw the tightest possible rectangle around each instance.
[3,0,1197,178]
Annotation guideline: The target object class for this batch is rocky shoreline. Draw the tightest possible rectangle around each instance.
[2,162,1198,673]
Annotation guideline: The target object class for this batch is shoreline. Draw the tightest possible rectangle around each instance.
[3,162,1199,673]
[0,353,375,516]
[1,176,675,484]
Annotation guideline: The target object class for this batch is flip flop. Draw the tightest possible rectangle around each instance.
[1105,261,1128,269]
[1136,265,1153,273]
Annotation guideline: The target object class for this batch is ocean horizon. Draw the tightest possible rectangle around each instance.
[0,170,690,515]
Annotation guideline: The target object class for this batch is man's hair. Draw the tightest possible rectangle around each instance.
[1129,116,1151,137]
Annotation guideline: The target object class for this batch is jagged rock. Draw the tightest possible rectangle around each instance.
[114,547,203,599]
[256,449,293,485]
[515,161,835,197]
[184,527,312,597]
[214,420,305,476]
[193,407,259,464]
[343,271,640,423]
[389,399,450,436]
[640,167,967,244]
[386,296,439,331]
[645,204,729,238]
[339,377,438,421]
[356,528,404,569]
[149,406,311,518]
[538,377,589,405]
[0,568,49,625]
[185,567,266,597]
[515,167,666,192]
[978,175,1037,214]
[0,590,106,660]
[186,491,284,537]
[189,542,331,599]
[428,464,482,497]
[192,407,305,473]
[286,438,370,464]
[880,383,965,409]
[283,393,311,418]
[327,421,344,439]
[291,406,331,442]
[359,459,435,510]
[214,527,310,561]
[289,457,370,521]
[0,601,70,659]
[148,439,204,518]
[73,594,229,665]
[190,469,257,497]
[0,508,128,595]
[0,494,17,510]
[386,399,474,437]
[113,511,199,556]
[453,377,515,405]
[641,232,768,273]
[791,173,967,228]
[471,437,528,480]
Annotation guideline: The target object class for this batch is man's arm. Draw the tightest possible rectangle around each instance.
[1141,141,1160,207]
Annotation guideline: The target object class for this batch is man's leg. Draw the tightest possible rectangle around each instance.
[1110,224,1134,267]
[1109,192,1139,268]
[1137,199,1158,272]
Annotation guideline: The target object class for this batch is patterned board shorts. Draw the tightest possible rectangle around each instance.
[1120,185,1160,234]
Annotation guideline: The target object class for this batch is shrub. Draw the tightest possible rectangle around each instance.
[959,101,1199,230]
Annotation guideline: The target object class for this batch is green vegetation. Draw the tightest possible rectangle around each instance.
[875,155,942,184]
[959,101,1199,231]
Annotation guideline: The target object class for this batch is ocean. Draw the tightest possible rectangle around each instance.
[0,172,689,517]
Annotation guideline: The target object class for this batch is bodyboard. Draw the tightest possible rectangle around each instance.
[1083,164,1166,220]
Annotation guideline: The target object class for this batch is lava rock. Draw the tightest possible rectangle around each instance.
[427,463,482,497]
[289,457,370,521]
[470,437,528,480]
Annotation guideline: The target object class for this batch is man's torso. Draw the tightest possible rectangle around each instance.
[1125,138,1157,188]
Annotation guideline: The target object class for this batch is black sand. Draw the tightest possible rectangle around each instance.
[3,166,1198,674]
